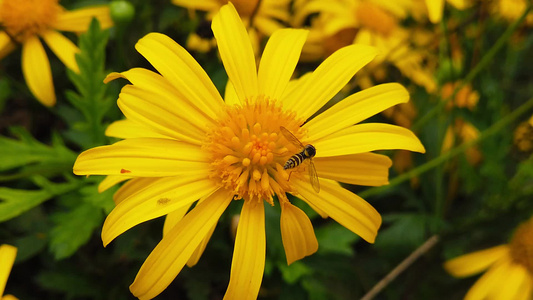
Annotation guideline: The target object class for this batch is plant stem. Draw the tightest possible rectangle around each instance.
[360,235,440,300]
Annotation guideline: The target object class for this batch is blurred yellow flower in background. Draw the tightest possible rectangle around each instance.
[74,3,425,299]
[292,0,437,92]
[444,217,533,299]
[172,0,291,53]
[0,244,17,300]
[0,0,113,106]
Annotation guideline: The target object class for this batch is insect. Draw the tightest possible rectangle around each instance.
[279,126,320,193]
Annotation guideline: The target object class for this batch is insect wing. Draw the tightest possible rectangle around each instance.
[279,126,304,148]
[308,159,320,193]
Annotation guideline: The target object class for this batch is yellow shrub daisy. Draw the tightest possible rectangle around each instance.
[444,218,533,299]
[0,244,17,300]
[74,3,425,299]
[0,0,113,106]
[172,0,291,53]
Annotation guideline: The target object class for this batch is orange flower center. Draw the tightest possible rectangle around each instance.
[509,219,533,275]
[0,0,61,42]
[355,2,397,36]
[205,98,306,204]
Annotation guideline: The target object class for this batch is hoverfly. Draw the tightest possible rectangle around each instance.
[279,126,320,193]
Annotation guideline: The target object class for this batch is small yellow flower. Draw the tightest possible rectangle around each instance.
[444,218,533,299]
[0,0,113,106]
[513,115,533,152]
[0,244,17,300]
[74,3,425,299]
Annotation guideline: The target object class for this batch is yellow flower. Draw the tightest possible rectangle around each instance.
[513,115,533,152]
[172,0,291,53]
[293,0,437,92]
[0,0,113,106]
[0,244,17,300]
[444,218,533,299]
[74,3,425,299]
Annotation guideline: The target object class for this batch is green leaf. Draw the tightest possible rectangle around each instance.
[374,213,428,252]
[278,261,313,284]
[49,202,104,260]
[36,270,100,298]
[0,127,76,179]
[0,176,81,222]
[315,222,359,256]
[65,18,114,149]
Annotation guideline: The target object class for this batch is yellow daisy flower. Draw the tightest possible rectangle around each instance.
[74,3,425,299]
[292,0,437,92]
[444,218,533,299]
[172,0,291,53]
[0,244,17,300]
[0,0,113,106]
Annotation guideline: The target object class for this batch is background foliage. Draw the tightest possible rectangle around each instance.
[1,0,532,299]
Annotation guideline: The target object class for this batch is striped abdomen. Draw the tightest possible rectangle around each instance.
[283,151,306,170]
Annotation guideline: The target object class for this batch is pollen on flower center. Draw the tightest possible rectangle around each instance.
[0,0,61,42]
[509,219,533,275]
[205,97,306,205]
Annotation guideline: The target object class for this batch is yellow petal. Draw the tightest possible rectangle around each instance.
[304,83,410,141]
[280,202,318,265]
[171,0,220,11]
[425,0,445,23]
[113,177,159,205]
[41,30,80,72]
[224,80,241,106]
[0,31,16,60]
[187,223,216,267]
[73,138,209,177]
[130,189,232,300]
[464,258,513,300]
[135,33,224,120]
[224,200,265,300]
[22,36,55,106]
[515,275,532,300]
[117,85,206,144]
[257,29,308,101]
[53,5,113,32]
[98,175,131,193]
[293,178,381,243]
[314,153,392,186]
[162,205,191,237]
[492,263,532,300]
[282,44,378,121]
[0,244,17,297]
[105,119,171,140]
[444,245,509,278]
[102,176,218,246]
[105,68,216,127]
[314,123,426,157]
[212,3,258,102]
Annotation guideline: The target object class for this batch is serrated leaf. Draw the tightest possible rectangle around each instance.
[0,177,81,222]
[0,127,76,176]
[49,202,104,260]
[315,222,359,256]
[65,18,114,149]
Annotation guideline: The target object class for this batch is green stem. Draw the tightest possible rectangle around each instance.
[412,4,531,131]
[360,97,533,199]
